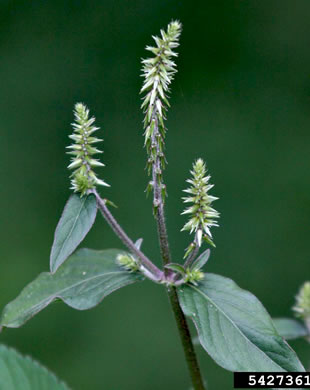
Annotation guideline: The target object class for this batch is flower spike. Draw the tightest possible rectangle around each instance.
[67,103,109,196]
[141,21,182,201]
[181,159,219,257]
[293,281,310,321]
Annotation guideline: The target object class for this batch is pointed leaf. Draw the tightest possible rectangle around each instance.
[178,274,305,372]
[191,249,210,271]
[134,238,143,250]
[273,318,309,340]
[1,249,143,328]
[50,194,97,273]
[165,263,186,275]
[0,344,69,390]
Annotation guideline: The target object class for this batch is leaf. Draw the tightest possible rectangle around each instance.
[165,263,186,275]
[178,274,305,372]
[134,238,143,250]
[273,318,309,340]
[1,249,143,328]
[191,249,210,271]
[0,344,69,390]
[50,194,97,273]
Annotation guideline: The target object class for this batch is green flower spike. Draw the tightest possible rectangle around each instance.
[116,254,139,273]
[181,159,219,257]
[141,21,182,199]
[293,281,310,321]
[184,268,204,286]
[67,103,109,196]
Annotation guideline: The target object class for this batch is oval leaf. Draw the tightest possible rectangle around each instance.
[50,194,97,273]
[178,274,305,372]
[273,318,309,340]
[0,344,69,389]
[1,249,143,328]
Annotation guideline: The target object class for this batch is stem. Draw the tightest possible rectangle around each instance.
[168,286,206,390]
[94,190,163,282]
[151,115,171,267]
[156,203,171,265]
[151,115,206,390]
[184,243,199,269]
[184,225,205,269]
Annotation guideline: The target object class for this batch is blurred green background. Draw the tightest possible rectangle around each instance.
[1,1,310,388]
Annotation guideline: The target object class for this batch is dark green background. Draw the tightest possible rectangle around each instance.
[1,1,309,389]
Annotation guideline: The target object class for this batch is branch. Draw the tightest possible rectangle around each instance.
[94,190,163,282]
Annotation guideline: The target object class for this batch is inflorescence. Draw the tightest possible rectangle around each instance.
[184,268,204,285]
[141,21,182,201]
[117,253,139,273]
[182,159,219,258]
[293,281,310,321]
[67,103,109,196]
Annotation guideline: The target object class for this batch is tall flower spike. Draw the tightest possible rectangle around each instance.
[67,103,109,196]
[293,281,310,321]
[141,21,182,201]
[181,159,219,257]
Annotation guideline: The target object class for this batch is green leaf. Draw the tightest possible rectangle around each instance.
[273,318,309,340]
[165,263,186,275]
[50,194,97,273]
[191,249,210,271]
[1,249,143,328]
[178,274,305,372]
[0,344,69,389]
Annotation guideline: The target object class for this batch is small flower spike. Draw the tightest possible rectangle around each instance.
[67,103,109,196]
[293,281,310,321]
[181,159,219,257]
[184,268,204,286]
[116,253,139,273]
[141,21,182,200]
